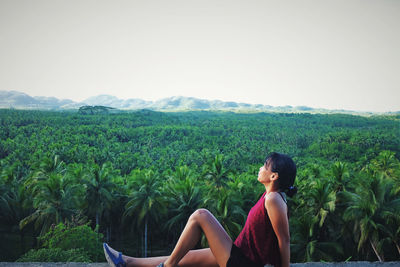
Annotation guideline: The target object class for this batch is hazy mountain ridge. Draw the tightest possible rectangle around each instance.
[0,90,397,115]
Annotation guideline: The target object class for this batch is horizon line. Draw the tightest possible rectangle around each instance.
[1,89,399,114]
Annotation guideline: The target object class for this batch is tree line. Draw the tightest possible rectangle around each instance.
[0,109,399,262]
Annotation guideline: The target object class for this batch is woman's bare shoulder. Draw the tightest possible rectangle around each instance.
[264,192,282,201]
[264,192,287,211]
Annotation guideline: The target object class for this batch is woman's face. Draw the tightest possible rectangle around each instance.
[257,162,275,184]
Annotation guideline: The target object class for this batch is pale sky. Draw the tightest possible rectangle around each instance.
[1,0,399,112]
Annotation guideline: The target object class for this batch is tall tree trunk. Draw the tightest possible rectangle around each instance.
[106,227,109,242]
[144,218,148,257]
[370,239,383,262]
[141,232,144,257]
[96,213,99,227]
[395,241,400,255]
[19,229,25,253]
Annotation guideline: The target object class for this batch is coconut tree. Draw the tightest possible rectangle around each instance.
[203,154,231,190]
[164,166,203,233]
[37,155,66,175]
[0,165,32,252]
[19,171,82,236]
[83,162,116,228]
[204,188,246,240]
[290,213,343,262]
[379,216,400,256]
[19,155,79,234]
[308,179,336,228]
[377,176,400,257]
[124,170,165,257]
[331,161,349,192]
[291,167,342,262]
[342,174,400,261]
[226,171,260,211]
[370,151,400,195]
[0,179,29,228]
[371,150,399,178]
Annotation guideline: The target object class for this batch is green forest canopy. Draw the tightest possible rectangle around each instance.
[0,109,399,262]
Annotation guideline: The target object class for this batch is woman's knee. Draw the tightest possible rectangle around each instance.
[190,208,212,223]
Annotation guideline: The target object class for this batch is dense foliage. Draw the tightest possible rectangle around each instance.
[16,248,90,262]
[0,109,399,262]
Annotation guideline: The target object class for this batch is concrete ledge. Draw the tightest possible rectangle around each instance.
[289,263,400,267]
[1,263,399,267]
[0,264,108,267]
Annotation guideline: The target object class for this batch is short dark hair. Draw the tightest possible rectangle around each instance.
[265,152,297,197]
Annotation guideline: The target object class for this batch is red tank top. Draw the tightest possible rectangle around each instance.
[234,192,283,267]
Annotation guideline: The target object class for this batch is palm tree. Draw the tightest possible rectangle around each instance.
[19,155,78,234]
[204,188,246,241]
[203,154,231,190]
[164,166,203,234]
[342,174,400,261]
[371,150,399,178]
[290,213,343,262]
[379,216,400,256]
[331,161,349,192]
[377,176,400,256]
[20,171,82,235]
[124,170,165,257]
[83,162,116,228]
[38,155,66,175]
[66,163,85,182]
[371,150,400,195]
[291,169,342,262]
[0,168,31,252]
[226,171,260,211]
[308,179,336,227]
[172,165,192,181]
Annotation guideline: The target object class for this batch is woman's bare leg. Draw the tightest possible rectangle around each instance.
[163,209,232,267]
[123,248,218,267]
[106,209,230,267]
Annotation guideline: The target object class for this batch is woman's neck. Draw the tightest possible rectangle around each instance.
[264,183,279,195]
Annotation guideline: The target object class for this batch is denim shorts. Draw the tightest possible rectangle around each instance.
[226,244,264,267]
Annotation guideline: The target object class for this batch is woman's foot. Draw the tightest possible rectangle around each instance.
[103,243,126,267]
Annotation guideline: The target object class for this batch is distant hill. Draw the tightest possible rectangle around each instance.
[0,90,395,115]
[0,91,76,109]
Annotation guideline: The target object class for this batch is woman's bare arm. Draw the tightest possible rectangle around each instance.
[265,193,290,267]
